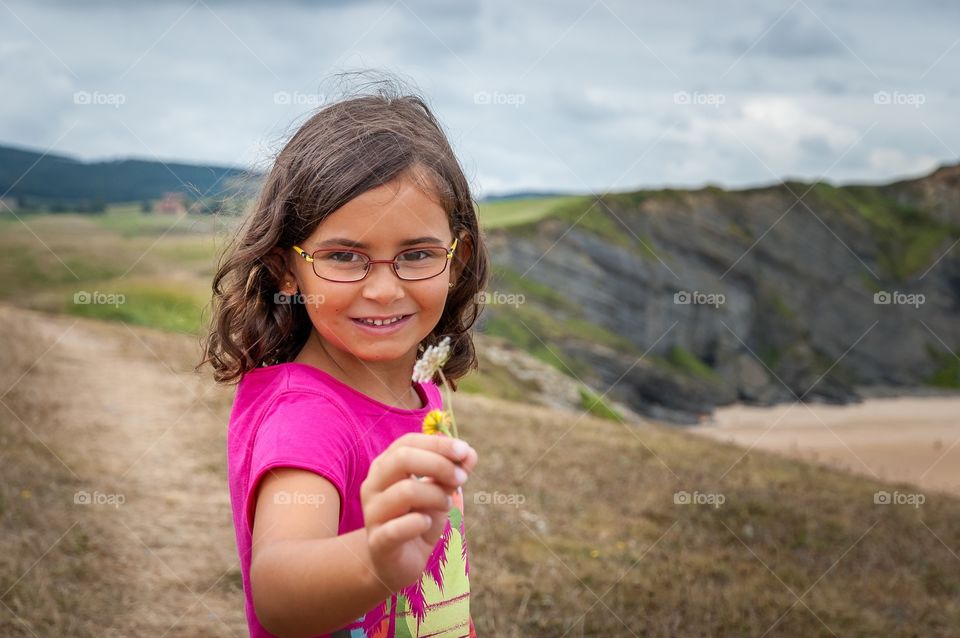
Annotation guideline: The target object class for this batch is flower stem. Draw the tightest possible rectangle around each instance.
[437,369,459,439]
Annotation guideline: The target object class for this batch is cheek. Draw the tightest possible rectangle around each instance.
[303,298,353,349]
[413,281,451,310]
[298,283,348,320]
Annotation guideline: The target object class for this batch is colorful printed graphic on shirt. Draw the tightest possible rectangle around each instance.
[334,486,473,638]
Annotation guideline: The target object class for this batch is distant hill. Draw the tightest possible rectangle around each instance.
[480,190,573,202]
[0,143,258,208]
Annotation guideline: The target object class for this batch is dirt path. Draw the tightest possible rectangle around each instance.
[0,304,245,636]
[691,395,960,496]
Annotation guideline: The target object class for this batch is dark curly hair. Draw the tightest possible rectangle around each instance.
[197,81,489,389]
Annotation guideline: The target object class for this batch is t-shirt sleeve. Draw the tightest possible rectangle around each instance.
[244,391,357,535]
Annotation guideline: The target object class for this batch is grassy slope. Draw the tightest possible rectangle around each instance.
[0,206,223,334]
[477,195,590,229]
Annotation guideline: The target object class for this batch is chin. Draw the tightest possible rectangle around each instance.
[351,343,414,362]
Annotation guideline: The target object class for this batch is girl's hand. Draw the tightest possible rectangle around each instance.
[360,432,478,593]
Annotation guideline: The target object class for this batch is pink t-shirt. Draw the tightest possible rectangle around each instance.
[226,362,475,638]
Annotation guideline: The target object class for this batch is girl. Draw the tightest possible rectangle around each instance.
[199,87,488,637]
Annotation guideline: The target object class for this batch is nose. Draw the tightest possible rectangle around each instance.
[360,262,405,304]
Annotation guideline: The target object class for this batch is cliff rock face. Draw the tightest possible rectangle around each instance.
[480,166,960,423]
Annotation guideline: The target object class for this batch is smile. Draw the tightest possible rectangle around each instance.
[350,314,414,328]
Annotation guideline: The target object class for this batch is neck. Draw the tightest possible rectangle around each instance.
[294,330,422,409]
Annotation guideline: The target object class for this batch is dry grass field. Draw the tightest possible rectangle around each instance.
[2,303,960,636]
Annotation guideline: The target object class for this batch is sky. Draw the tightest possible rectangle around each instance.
[1,0,958,197]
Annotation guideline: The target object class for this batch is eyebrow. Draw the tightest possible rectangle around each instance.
[315,236,445,249]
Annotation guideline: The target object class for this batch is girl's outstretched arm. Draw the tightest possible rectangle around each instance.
[250,468,391,638]
[250,434,477,638]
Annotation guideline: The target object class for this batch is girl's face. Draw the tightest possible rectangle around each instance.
[281,171,468,365]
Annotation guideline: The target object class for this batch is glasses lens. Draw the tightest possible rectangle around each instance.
[396,247,449,280]
[313,250,369,282]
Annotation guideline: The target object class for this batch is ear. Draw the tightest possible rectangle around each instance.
[450,231,473,284]
[269,246,298,293]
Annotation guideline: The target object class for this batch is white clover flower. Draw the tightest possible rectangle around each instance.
[412,336,452,383]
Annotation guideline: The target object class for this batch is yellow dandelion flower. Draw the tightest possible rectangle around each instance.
[422,409,452,436]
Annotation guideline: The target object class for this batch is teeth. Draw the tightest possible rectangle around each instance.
[359,315,404,326]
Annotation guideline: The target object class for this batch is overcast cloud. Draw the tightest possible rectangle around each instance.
[1,0,957,196]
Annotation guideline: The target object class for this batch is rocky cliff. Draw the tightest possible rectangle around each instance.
[478,165,960,423]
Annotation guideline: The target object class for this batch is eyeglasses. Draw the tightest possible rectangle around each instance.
[292,238,458,283]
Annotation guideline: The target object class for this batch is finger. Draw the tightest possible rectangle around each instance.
[410,476,464,506]
[368,511,433,553]
[455,445,479,474]
[365,477,452,526]
[373,445,470,493]
[417,445,477,486]
[387,432,473,465]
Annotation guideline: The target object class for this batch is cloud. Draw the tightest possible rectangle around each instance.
[0,0,957,194]
[731,11,845,58]
[867,148,941,178]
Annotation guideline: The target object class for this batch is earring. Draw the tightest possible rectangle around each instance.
[449,282,455,288]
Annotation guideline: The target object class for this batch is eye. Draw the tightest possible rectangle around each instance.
[399,250,431,262]
[324,251,363,263]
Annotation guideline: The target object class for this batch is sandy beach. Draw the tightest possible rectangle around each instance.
[691,394,960,496]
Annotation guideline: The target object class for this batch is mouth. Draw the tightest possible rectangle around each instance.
[350,313,415,330]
